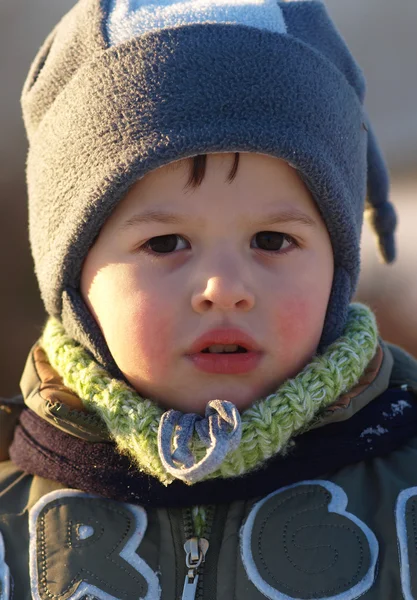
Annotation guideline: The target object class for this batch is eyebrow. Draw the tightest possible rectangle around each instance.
[258,208,317,228]
[120,210,187,230]
[119,207,317,230]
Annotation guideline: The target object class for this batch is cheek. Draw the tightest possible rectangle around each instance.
[273,247,333,344]
[85,264,177,379]
[273,296,321,345]
[129,295,175,377]
[267,271,331,371]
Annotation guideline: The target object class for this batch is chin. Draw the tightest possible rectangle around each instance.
[151,391,256,415]
[200,389,262,413]
[140,379,273,415]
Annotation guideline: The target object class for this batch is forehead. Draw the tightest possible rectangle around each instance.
[107,152,324,227]
[129,153,309,198]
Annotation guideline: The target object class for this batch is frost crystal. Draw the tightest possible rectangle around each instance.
[360,425,388,438]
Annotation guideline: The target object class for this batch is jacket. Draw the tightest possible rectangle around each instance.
[1,340,417,600]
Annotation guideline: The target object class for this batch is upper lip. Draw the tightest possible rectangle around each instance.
[187,328,262,354]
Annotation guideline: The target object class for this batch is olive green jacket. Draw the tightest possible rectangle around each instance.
[1,342,417,600]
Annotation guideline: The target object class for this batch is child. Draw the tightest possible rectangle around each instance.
[1,0,417,598]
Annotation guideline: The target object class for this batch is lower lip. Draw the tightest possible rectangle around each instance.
[187,351,263,374]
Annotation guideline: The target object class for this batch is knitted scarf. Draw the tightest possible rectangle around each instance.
[41,303,378,486]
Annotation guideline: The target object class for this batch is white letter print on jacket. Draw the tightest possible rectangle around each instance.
[240,480,379,600]
[29,489,160,600]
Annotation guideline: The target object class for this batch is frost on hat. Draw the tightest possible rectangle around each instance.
[107,0,288,43]
[22,0,396,374]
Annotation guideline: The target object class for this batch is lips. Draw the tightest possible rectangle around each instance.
[186,328,263,375]
[187,328,261,355]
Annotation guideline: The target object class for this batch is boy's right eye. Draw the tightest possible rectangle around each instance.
[141,234,189,254]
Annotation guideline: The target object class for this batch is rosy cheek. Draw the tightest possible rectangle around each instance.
[270,296,323,368]
[272,299,300,340]
[127,297,175,379]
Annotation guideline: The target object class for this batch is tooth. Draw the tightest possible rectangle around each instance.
[224,345,238,352]
[207,344,239,353]
[208,345,226,353]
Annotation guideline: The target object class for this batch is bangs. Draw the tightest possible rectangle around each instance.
[185,153,240,188]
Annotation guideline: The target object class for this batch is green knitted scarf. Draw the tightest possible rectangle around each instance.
[41,303,378,486]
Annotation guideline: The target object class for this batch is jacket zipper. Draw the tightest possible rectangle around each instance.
[181,506,214,600]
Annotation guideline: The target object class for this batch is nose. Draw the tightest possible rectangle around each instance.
[191,259,255,314]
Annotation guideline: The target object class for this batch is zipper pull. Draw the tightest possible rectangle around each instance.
[181,537,209,600]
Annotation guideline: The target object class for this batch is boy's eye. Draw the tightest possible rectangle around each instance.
[140,231,295,256]
[143,234,189,254]
[252,231,293,252]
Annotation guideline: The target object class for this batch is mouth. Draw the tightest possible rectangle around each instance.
[200,344,249,354]
[188,328,261,355]
[187,330,262,374]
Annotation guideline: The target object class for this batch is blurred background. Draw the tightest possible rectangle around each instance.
[0,0,416,397]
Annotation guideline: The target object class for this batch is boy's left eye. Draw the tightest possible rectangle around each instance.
[251,231,294,253]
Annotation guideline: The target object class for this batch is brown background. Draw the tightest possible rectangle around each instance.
[1,0,416,397]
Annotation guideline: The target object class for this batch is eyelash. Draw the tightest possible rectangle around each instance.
[138,232,299,257]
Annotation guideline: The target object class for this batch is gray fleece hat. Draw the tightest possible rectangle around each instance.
[22,0,397,375]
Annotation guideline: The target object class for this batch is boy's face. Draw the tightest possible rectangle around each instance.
[81,153,334,413]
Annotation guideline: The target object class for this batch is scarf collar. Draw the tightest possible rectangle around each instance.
[10,384,417,507]
[40,304,378,485]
